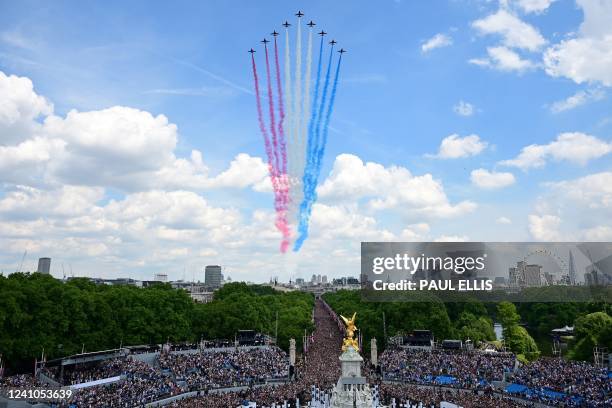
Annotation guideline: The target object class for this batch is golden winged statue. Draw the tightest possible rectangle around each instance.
[340,312,359,352]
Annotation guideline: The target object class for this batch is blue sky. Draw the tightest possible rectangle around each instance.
[0,0,611,282]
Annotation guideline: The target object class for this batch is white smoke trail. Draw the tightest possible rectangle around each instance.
[289,19,303,233]
[298,27,313,210]
[284,28,295,224]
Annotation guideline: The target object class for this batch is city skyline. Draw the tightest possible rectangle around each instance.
[1,0,611,282]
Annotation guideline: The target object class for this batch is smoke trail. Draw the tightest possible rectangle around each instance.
[263,43,280,180]
[273,36,287,178]
[314,54,342,184]
[251,53,290,253]
[264,42,291,252]
[294,44,336,251]
[290,26,314,234]
[300,28,312,180]
[305,34,325,183]
[284,27,296,227]
[293,18,303,197]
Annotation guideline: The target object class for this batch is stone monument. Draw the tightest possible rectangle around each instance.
[330,313,375,408]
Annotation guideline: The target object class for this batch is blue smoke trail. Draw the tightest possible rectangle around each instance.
[306,35,325,163]
[294,47,341,251]
[314,54,342,185]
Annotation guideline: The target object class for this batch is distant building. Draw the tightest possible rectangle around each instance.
[524,264,542,287]
[205,265,223,289]
[154,273,168,283]
[543,272,554,286]
[37,257,51,274]
[295,278,305,286]
[494,276,506,286]
[568,250,577,285]
[508,267,518,286]
[321,275,328,284]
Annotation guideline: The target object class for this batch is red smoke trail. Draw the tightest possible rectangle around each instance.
[253,52,290,252]
[263,44,281,182]
[273,36,288,177]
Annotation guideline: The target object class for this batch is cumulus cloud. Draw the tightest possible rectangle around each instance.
[469,46,536,72]
[509,0,557,14]
[421,33,453,53]
[549,88,606,113]
[528,214,563,240]
[428,134,488,159]
[0,71,269,193]
[472,9,547,51]
[545,172,612,210]
[543,0,612,86]
[500,132,612,170]
[453,100,475,116]
[318,154,476,219]
[529,171,612,241]
[496,216,512,224]
[0,71,53,143]
[0,70,478,280]
[470,168,516,189]
[434,235,470,242]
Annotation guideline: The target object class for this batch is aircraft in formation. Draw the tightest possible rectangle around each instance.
[252,13,346,53]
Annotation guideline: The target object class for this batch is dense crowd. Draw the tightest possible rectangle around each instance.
[159,347,288,389]
[380,348,516,388]
[510,357,611,407]
[378,384,535,408]
[2,300,610,407]
[170,299,344,406]
[43,358,132,385]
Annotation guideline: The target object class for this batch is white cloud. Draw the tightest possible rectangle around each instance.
[318,154,476,219]
[500,132,612,170]
[400,223,430,241]
[549,88,606,113]
[0,71,53,143]
[581,226,612,240]
[528,214,563,240]
[472,9,547,51]
[0,70,479,281]
[470,168,516,189]
[453,100,475,116]
[511,0,556,14]
[545,172,612,210]
[470,46,536,72]
[529,171,612,242]
[428,134,488,159]
[543,0,612,86]
[496,216,512,224]
[421,33,453,53]
[434,235,470,242]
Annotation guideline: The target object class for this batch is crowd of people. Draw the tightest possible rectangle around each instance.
[2,300,611,407]
[510,357,611,407]
[169,298,344,406]
[159,347,289,389]
[378,384,535,408]
[380,348,516,388]
[43,358,132,385]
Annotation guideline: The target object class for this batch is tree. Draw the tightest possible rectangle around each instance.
[496,302,539,360]
[569,311,612,361]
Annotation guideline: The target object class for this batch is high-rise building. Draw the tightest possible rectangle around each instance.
[568,250,577,285]
[154,273,168,283]
[205,265,223,289]
[524,264,542,287]
[37,257,51,274]
[508,267,518,286]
